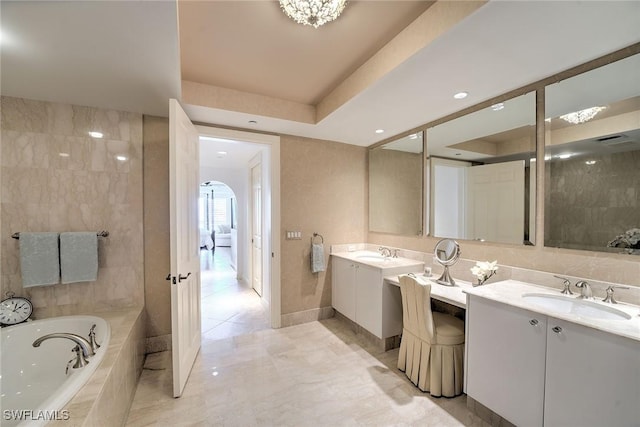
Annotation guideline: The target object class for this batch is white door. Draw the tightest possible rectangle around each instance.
[465,160,524,244]
[169,99,201,398]
[251,163,263,296]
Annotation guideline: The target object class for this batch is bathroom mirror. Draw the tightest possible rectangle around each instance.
[433,238,460,286]
[427,91,537,245]
[545,52,640,255]
[369,131,424,235]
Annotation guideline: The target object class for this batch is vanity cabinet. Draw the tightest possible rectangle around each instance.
[331,256,414,339]
[544,318,640,427]
[466,295,640,427]
[466,296,547,427]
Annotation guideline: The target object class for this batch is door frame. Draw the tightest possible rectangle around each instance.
[195,125,281,328]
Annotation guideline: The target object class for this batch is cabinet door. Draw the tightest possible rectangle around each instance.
[331,257,356,320]
[466,296,546,427]
[544,318,640,427]
[354,264,383,338]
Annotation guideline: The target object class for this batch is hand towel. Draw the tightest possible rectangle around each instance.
[19,232,60,287]
[311,243,325,273]
[60,232,98,284]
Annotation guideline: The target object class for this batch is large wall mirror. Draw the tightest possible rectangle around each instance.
[427,91,536,245]
[369,131,424,235]
[545,53,640,255]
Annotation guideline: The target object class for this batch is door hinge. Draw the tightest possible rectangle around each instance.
[166,274,176,285]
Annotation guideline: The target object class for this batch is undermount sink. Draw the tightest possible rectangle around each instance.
[522,293,632,320]
[355,253,389,262]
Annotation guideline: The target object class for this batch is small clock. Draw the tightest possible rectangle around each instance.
[0,292,33,326]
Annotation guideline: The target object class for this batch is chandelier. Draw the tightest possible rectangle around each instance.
[279,0,347,28]
[559,106,606,125]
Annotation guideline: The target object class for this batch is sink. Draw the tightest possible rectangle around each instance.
[522,293,631,320]
[355,253,388,262]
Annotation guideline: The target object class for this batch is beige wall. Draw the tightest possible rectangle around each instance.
[0,97,144,318]
[280,135,368,315]
[142,116,171,339]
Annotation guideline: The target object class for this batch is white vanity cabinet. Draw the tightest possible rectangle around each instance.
[466,294,640,427]
[544,318,640,427]
[332,256,357,321]
[466,296,547,427]
[331,254,421,339]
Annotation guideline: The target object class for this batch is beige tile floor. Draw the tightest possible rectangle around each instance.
[126,249,488,426]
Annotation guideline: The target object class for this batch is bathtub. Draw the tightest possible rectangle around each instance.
[1,315,110,427]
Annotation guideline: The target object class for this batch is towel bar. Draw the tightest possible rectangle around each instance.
[312,232,324,244]
[12,230,110,239]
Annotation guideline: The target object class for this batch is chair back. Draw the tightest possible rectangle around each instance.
[399,275,435,342]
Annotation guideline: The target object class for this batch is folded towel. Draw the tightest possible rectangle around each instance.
[311,243,325,273]
[60,232,98,284]
[19,232,60,287]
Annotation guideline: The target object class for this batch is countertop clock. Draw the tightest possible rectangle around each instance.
[0,292,33,326]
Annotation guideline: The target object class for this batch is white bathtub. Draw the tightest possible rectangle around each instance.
[1,315,110,427]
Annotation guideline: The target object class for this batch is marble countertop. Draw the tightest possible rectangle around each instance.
[384,274,471,308]
[332,251,424,270]
[465,280,640,342]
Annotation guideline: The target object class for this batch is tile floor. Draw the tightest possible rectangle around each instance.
[126,248,488,426]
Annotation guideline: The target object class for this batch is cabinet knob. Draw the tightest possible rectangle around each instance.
[529,319,539,326]
[552,326,563,334]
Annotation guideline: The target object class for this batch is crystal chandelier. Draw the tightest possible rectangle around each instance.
[279,0,347,28]
[559,106,606,125]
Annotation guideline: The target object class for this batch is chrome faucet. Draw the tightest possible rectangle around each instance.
[602,285,629,304]
[88,324,101,353]
[33,333,95,358]
[575,280,593,300]
[378,246,392,258]
[554,275,574,295]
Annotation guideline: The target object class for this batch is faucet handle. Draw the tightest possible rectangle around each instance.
[602,285,630,304]
[554,275,573,295]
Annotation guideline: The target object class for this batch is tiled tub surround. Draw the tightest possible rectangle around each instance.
[48,307,145,427]
[1,96,144,317]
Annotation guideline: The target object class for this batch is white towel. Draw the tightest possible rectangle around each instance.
[311,243,325,273]
[60,232,98,284]
[19,232,61,287]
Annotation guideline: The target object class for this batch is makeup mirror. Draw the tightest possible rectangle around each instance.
[433,238,460,286]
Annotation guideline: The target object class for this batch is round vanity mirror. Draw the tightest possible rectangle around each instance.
[433,238,460,286]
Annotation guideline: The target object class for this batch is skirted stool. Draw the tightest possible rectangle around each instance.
[397,274,465,397]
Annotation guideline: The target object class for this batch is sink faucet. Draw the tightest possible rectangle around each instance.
[378,246,392,257]
[575,280,593,300]
[33,333,95,359]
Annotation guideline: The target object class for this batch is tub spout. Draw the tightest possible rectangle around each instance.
[33,333,95,358]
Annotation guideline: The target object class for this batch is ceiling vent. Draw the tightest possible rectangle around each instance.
[596,134,630,145]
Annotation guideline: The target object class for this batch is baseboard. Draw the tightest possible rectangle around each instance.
[280,306,335,328]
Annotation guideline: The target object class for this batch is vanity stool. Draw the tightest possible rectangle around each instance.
[397,275,465,397]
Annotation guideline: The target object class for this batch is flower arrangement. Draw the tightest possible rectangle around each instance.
[470,260,498,287]
[607,228,640,252]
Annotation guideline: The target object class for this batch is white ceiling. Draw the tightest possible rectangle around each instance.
[2,0,639,154]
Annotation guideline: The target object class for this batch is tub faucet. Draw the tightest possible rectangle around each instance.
[575,280,593,300]
[88,324,101,353]
[33,333,95,358]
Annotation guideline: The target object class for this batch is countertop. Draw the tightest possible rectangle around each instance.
[384,274,471,308]
[331,251,424,269]
[464,280,640,342]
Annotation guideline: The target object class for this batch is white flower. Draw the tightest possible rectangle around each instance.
[470,260,499,284]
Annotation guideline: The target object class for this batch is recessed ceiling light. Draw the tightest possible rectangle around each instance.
[491,103,504,111]
[248,120,257,124]
[455,153,461,156]
[88,131,103,138]
[453,92,468,100]
[409,134,418,139]
[58,152,70,158]
[116,155,128,161]
[585,160,597,165]
[217,151,227,158]
[375,129,384,134]
[558,153,572,159]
